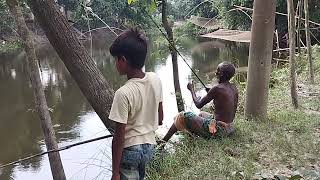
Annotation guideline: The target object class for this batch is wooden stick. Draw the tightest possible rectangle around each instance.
[273,47,307,52]
[275,29,281,57]
[273,58,289,62]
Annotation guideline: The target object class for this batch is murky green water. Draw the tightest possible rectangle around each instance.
[0,34,248,180]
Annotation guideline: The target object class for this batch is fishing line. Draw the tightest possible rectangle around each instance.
[142,9,208,89]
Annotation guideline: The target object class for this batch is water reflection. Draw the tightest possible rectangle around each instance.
[190,39,249,83]
[0,34,248,179]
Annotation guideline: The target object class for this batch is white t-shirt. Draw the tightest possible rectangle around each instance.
[109,72,163,148]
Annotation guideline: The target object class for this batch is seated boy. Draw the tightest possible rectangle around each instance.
[108,28,163,180]
[162,62,238,141]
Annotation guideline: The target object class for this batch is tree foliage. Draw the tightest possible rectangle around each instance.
[58,0,155,30]
[0,0,14,37]
[1,0,320,39]
[172,0,320,34]
[171,0,218,19]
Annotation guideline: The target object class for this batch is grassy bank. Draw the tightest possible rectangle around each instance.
[147,47,320,179]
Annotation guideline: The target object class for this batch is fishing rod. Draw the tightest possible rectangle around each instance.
[0,134,113,169]
[142,9,208,90]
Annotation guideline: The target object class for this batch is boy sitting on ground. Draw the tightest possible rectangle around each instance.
[109,28,163,180]
[162,62,238,142]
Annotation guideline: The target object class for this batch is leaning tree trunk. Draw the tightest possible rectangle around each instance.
[161,0,184,112]
[288,0,299,109]
[26,0,115,132]
[6,0,66,179]
[245,0,276,119]
[304,0,315,84]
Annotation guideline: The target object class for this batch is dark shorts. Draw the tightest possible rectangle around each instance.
[184,112,217,138]
[179,112,235,138]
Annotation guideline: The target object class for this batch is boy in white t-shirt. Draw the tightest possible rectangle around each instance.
[109,28,163,180]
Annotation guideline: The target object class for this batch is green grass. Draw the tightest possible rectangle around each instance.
[147,47,320,180]
[148,111,320,179]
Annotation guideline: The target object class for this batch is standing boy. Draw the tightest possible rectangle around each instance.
[162,62,238,141]
[109,28,163,180]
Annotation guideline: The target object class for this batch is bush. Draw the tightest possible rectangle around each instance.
[0,40,22,54]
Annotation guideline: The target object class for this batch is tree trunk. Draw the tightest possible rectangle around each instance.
[26,0,115,132]
[304,0,315,84]
[245,0,276,119]
[287,0,299,109]
[161,0,185,112]
[5,0,66,179]
[297,0,303,54]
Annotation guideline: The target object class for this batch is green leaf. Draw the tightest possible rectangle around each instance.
[128,0,137,5]
[149,0,157,12]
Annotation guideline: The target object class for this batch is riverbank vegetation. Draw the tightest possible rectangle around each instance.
[0,40,21,54]
[148,46,320,179]
[1,0,320,53]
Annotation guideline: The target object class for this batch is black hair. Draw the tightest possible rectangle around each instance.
[109,27,148,69]
[219,62,236,81]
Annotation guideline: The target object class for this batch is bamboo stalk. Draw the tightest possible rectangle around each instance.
[297,0,302,53]
[304,0,315,84]
[273,47,307,52]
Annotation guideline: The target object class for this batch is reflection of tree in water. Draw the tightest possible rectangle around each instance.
[176,36,199,53]
[146,36,170,72]
[0,55,44,179]
[98,53,127,90]
[0,41,112,178]
[191,39,249,83]
[98,37,170,85]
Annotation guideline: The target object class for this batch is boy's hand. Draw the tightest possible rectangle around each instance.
[111,173,120,180]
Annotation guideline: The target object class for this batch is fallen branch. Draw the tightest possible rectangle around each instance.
[273,47,307,52]
[273,58,289,62]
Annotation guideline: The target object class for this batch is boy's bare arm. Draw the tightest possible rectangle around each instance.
[112,122,126,178]
[158,102,163,125]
